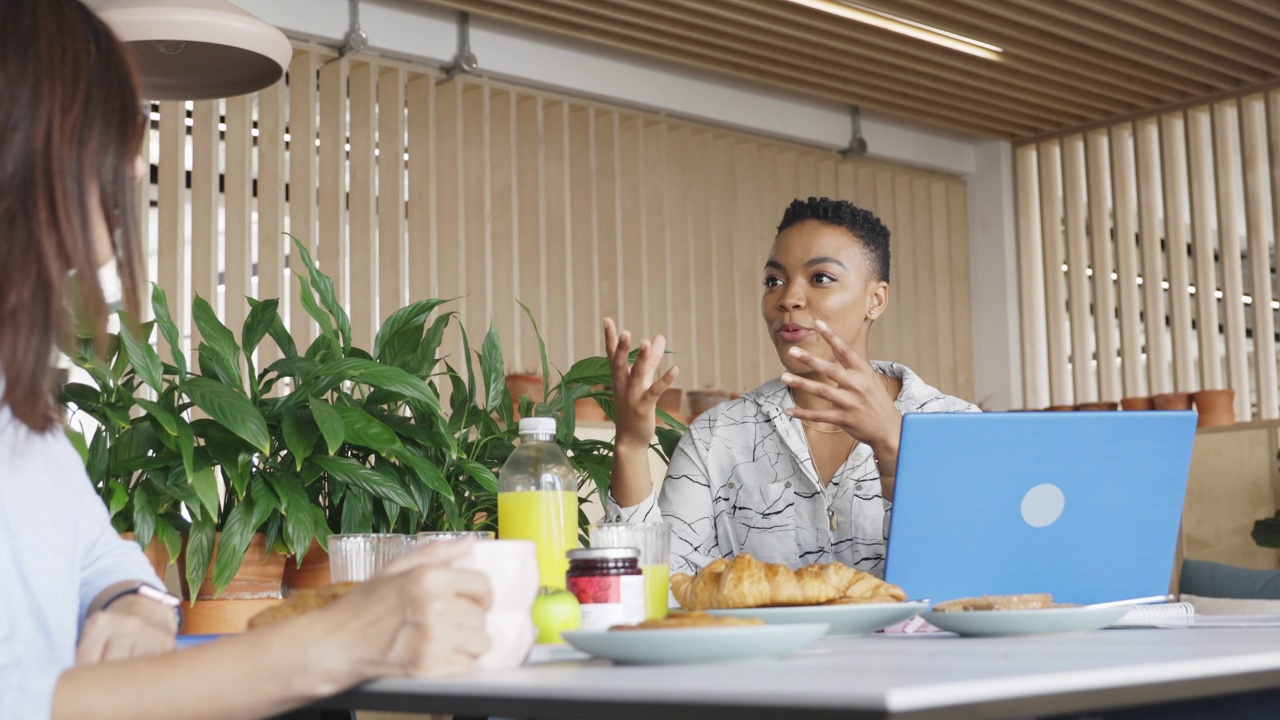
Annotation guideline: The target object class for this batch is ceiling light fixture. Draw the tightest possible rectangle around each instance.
[96,0,293,100]
[784,0,1003,60]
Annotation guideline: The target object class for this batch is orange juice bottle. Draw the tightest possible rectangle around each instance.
[497,418,578,589]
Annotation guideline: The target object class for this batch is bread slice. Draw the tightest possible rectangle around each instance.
[931,593,1054,612]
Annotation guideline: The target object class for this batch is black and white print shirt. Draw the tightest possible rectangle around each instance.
[605,362,979,578]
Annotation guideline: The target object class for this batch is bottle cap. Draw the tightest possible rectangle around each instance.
[518,417,557,435]
[567,547,641,560]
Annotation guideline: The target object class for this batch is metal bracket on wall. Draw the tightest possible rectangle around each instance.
[840,106,869,158]
[441,12,479,83]
[341,0,369,55]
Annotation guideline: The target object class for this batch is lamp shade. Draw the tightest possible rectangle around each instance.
[96,0,292,100]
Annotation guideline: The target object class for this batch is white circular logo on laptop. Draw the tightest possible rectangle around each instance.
[1021,483,1065,528]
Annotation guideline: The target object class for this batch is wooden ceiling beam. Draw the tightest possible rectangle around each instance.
[1171,0,1280,37]
[421,0,1025,136]
[562,0,1090,126]
[650,0,1141,117]
[995,0,1265,86]
[494,0,1054,130]
[1227,0,1280,23]
[872,0,1215,98]
[1077,0,1280,70]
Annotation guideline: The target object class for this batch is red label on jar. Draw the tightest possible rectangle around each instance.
[567,575,645,630]
[568,575,622,604]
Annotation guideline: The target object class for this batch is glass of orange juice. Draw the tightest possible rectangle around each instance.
[589,521,672,619]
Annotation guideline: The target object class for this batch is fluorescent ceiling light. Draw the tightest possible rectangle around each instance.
[785,0,1004,60]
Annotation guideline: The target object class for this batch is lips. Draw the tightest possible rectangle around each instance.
[776,323,811,343]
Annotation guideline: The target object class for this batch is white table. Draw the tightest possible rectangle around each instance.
[308,628,1280,719]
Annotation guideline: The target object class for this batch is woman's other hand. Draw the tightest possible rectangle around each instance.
[326,538,492,680]
[781,319,902,478]
[75,594,177,665]
[604,318,678,452]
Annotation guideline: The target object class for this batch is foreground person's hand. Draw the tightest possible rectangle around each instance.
[324,538,492,679]
[76,595,177,665]
[604,317,679,452]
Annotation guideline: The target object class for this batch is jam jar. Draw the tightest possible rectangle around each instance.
[565,547,646,630]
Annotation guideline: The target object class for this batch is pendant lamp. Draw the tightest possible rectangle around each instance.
[95,0,293,100]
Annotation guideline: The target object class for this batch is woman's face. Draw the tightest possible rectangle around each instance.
[761,219,888,376]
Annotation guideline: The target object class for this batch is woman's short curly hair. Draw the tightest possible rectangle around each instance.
[776,197,891,283]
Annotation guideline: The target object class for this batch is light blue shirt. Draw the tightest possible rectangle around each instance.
[0,399,161,718]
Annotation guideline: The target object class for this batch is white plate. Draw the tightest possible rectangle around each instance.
[921,605,1132,637]
[705,600,929,636]
[561,622,829,665]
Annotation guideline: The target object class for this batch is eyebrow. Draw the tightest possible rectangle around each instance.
[763,256,849,272]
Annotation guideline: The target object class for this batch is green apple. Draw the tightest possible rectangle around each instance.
[531,586,580,644]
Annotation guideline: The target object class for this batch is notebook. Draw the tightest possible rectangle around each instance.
[883,411,1198,606]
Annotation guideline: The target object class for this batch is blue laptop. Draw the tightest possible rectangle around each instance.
[884,411,1197,605]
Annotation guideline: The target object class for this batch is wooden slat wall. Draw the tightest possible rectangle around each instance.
[1017,89,1280,419]
[144,43,975,404]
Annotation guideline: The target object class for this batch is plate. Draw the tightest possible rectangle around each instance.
[561,622,829,665]
[705,600,930,636]
[921,605,1132,637]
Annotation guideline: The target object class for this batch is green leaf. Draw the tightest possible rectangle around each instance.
[135,398,178,436]
[211,499,256,595]
[340,486,373,534]
[310,455,417,509]
[86,428,108,483]
[192,296,242,387]
[334,405,404,455]
[562,356,611,388]
[374,298,449,360]
[191,466,221,520]
[117,313,165,393]
[282,406,319,470]
[184,515,216,603]
[655,425,684,464]
[283,496,317,557]
[176,418,196,488]
[1253,513,1280,548]
[264,356,319,381]
[266,472,311,516]
[296,239,351,353]
[518,301,550,400]
[107,479,128,518]
[132,482,156,547]
[196,342,243,389]
[309,398,345,455]
[400,454,455,501]
[65,427,89,464]
[266,309,297,359]
[457,458,499,493]
[249,475,280,530]
[293,274,338,350]
[242,298,279,358]
[151,284,187,377]
[414,311,455,375]
[153,520,183,568]
[479,321,510,418]
[182,376,270,454]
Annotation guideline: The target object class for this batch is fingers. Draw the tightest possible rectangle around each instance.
[814,319,871,372]
[648,365,680,399]
[384,536,476,574]
[784,345,846,383]
[781,371,844,406]
[603,317,618,356]
[75,620,108,665]
[630,334,668,392]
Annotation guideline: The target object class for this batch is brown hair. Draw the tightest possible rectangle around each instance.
[0,0,145,432]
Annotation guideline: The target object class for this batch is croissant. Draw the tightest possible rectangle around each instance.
[246,582,360,629]
[670,554,905,610]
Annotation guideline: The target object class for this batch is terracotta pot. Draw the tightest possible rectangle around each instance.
[1120,396,1155,411]
[181,532,286,602]
[180,598,283,635]
[281,538,330,597]
[1152,392,1193,411]
[688,390,732,420]
[658,387,683,416]
[1192,389,1236,428]
[1045,405,1076,412]
[505,374,545,419]
[1075,401,1118,411]
[120,531,174,584]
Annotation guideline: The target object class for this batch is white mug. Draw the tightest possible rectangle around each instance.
[452,539,538,670]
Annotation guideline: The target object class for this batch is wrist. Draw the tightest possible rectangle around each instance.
[104,593,180,634]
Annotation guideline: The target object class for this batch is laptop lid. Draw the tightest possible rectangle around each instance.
[883,411,1197,605]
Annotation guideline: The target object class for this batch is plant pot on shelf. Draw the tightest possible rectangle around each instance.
[1075,401,1118,411]
[573,394,609,422]
[1192,389,1235,428]
[180,532,286,635]
[282,537,330,597]
[1045,405,1076,412]
[120,531,174,585]
[658,387,686,426]
[505,374,545,418]
[688,390,732,420]
[1152,392,1193,411]
[1120,396,1155,411]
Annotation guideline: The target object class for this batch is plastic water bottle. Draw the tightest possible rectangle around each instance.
[497,417,578,589]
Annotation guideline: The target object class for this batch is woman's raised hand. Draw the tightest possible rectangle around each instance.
[780,319,902,461]
[604,317,678,452]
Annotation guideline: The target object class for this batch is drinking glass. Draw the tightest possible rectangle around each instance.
[407,530,496,551]
[328,533,408,583]
[589,521,672,619]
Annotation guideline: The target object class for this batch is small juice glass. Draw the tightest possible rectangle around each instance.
[589,521,672,619]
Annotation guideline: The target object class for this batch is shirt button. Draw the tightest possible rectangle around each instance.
[727,482,736,489]
[856,483,864,491]
[784,481,792,488]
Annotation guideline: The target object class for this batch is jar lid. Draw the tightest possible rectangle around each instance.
[567,547,640,560]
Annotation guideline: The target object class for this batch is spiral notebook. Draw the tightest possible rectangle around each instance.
[1113,602,1196,626]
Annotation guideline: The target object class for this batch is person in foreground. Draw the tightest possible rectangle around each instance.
[0,2,490,718]
[604,197,978,578]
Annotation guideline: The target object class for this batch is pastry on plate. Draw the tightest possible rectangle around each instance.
[670,554,906,610]
[246,582,360,629]
[610,611,764,631]
[931,593,1056,612]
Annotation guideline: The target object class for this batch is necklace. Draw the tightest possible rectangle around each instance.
[796,372,895,435]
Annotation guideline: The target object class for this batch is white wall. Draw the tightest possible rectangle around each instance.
[121,0,1023,407]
